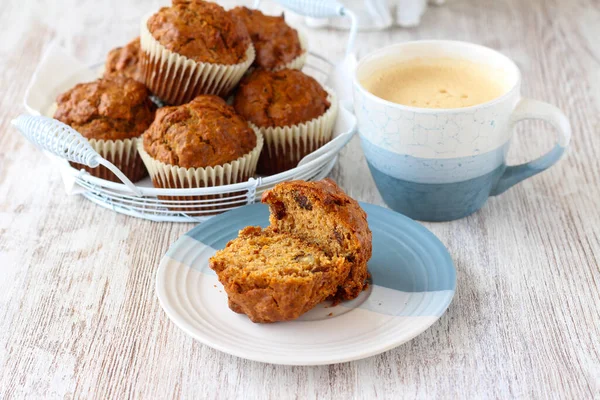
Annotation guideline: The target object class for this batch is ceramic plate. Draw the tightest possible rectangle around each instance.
[156,203,456,365]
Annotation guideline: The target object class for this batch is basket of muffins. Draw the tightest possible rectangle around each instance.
[18,0,356,221]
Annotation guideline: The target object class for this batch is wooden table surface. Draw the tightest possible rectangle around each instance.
[1,0,599,398]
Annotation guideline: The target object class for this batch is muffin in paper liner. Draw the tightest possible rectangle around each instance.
[252,89,338,176]
[140,14,255,105]
[276,30,308,71]
[229,6,307,72]
[70,137,147,183]
[137,131,263,214]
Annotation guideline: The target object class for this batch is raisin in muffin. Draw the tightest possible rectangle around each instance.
[230,7,306,70]
[54,75,156,182]
[104,37,142,81]
[209,226,350,323]
[140,0,254,104]
[138,95,262,210]
[262,179,372,301]
[233,69,338,175]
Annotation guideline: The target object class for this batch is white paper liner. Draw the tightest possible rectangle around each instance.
[250,88,338,174]
[72,137,147,183]
[137,130,263,190]
[140,14,255,104]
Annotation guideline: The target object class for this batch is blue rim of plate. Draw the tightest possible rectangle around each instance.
[156,202,456,365]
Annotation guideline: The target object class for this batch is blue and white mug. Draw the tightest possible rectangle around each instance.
[353,40,571,221]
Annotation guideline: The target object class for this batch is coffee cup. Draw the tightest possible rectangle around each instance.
[353,40,571,221]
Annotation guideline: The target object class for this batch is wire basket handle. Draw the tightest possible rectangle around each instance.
[12,115,142,196]
[254,0,357,56]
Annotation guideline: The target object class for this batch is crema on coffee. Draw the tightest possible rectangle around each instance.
[361,58,507,109]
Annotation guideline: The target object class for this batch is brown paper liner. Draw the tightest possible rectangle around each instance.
[137,131,263,214]
[70,137,147,183]
[253,89,338,175]
[140,14,255,105]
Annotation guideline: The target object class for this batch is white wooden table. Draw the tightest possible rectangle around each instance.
[1,0,599,398]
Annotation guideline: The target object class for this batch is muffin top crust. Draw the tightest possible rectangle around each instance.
[104,37,142,81]
[147,0,251,65]
[54,76,156,141]
[143,95,257,168]
[229,7,302,70]
[233,69,330,128]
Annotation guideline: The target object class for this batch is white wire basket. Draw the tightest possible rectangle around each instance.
[14,0,361,222]
[14,43,357,222]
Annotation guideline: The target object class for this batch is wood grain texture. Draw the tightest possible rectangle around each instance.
[1,0,599,398]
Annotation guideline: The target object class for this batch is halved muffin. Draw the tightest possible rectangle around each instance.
[209,226,350,323]
[210,179,371,323]
[262,179,372,301]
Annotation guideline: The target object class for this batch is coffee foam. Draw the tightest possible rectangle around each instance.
[361,58,508,109]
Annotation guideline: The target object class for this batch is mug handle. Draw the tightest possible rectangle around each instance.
[490,98,571,196]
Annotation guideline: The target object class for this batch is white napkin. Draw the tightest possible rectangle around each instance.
[25,41,97,117]
[25,42,98,195]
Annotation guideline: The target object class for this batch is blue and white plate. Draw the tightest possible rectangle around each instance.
[156,203,456,365]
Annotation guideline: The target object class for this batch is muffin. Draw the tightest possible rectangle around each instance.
[229,7,306,71]
[233,69,338,175]
[209,179,371,323]
[104,37,142,81]
[262,179,372,301]
[209,226,350,323]
[140,0,254,105]
[138,95,263,211]
[54,75,156,182]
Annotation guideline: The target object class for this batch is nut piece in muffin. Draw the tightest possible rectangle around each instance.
[233,68,338,175]
[104,37,142,81]
[262,179,372,301]
[138,95,262,212]
[54,75,156,182]
[209,226,350,323]
[141,0,254,103]
[230,7,305,70]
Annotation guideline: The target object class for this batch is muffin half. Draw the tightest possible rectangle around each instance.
[54,75,156,182]
[233,69,338,175]
[140,0,254,104]
[229,7,306,71]
[262,179,372,301]
[209,226,350,323]
[138,95,262,212]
